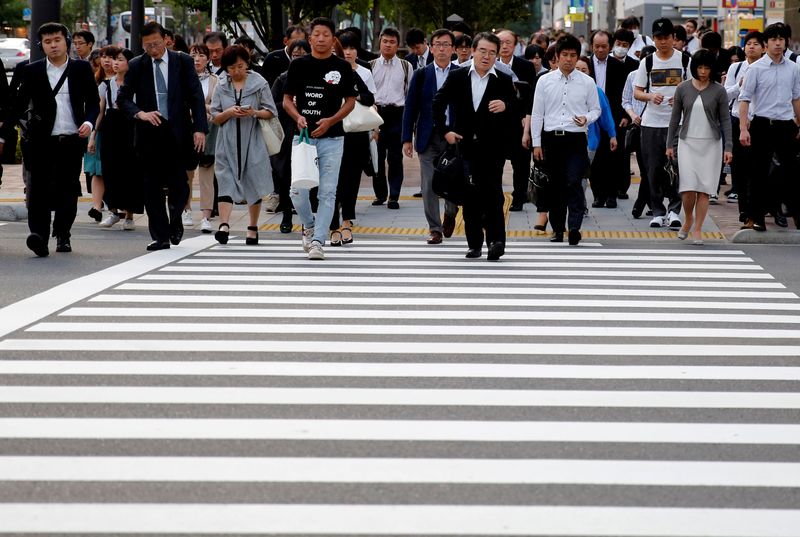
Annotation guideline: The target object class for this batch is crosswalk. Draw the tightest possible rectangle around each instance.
[0,236,799,535]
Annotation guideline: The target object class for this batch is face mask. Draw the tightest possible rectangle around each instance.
[633,29,640,39]
[613,46,629,58]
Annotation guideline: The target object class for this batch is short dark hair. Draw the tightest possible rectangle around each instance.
[37,22,69,41]
[117,48,134,62]
[621,16,641,30]
[405,27,426,46]
[234,35,256,50]
[729,45,745,62]
[380,27,401,43]
[342,26,362,40]
[204,31,228,48]
[544,44,557,64]
[472,32,500,53]
[288,39,310,55]
[743,30,765,46]
[220,45,250,71]
[101,45,121,58]
[454,34,472,48]
[285,24,307,41]
[309,17,335,35]
[495,29,518,45]
[689,49,716,79]
[431,29,455,46]
[639,45,657,59]
[449,21,472,35]
[524,44,545,60]
[338,31,360,49]
[700,31,722,50]
[686,18,698,28]
[590,30,612,46]
[674,25,687,42]
[190,43,209,57]
[555,34,582,55]
[173,34,189,53]
[763,22,791,42]
[73,30,94,45]
[141,21,166,39]
[163,28,174,39]
[613,29,634,45]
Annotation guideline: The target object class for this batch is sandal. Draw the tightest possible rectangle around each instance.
[341,226,353,245]
[214,223,230,245]
[245,225,259,246]
[330,229,343,247]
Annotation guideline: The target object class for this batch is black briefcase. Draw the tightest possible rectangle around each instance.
[527,162,550,207]
[432,143,471,205]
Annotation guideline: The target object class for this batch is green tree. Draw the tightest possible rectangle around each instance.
[0,0,29,29]
[389,0,532,36]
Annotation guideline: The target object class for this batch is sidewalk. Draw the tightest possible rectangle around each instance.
[1,157,797,243]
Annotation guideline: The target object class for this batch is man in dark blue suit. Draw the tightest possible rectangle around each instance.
[402,28,460,244]
[118,21,208,251]
[406,28,435,71]
[15,22,99,257]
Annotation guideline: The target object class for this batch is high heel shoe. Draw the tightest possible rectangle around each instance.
[533,214,548,232]
[245,225,259,246]
[341,226,353,245]
[280,212,293,234]
[677,229,688,240]
[214,223,229,245]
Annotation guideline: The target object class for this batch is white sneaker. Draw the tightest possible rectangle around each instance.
[181,209,193,227]
[200,218,212,233]
[302,227,315,252]
[99,212,121,228]
[709,194,719,205]
[122,218,135,231]
[264,192,280,213]
[649,216,664,228]
[307,240,325,260]
[667,211,682,228]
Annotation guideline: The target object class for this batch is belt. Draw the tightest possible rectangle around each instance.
[50,134,80,143]
[752,116,795,126]
[543,130,585,137]
[377,104,403,109]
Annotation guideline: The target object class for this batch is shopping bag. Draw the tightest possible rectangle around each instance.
[290,128,319,189]
[259,116,285,156]
[343,102,384,132]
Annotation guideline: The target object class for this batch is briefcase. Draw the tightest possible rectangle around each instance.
[432,143,471,205]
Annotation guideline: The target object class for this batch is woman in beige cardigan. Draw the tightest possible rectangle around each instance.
[666,49,733,245]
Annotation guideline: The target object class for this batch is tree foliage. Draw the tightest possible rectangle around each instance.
[0,0,31,29]
[389,0,532,35]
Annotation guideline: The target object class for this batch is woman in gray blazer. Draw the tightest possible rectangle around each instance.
[666,49,733,245]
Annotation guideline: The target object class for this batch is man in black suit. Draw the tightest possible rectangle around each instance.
[406,28,434,70]
[118,21,207,251]
[14,22,99,257]
[260,25,308,86]
[433,32,517,261]
[496,29,537,211]
[0,59,10,183]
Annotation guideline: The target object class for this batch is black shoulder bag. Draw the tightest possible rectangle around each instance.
[432,142,472,205]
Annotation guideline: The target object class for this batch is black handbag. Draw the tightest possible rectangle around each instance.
[432,142,472,205]
[625,124,641,153]
[527,161,550,207]
[664,158,679,189]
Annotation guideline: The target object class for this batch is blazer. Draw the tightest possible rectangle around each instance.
[667,80,732,152]
[506,55,537,119]
[590,55,638,124]
[118,50,208,147]
[14,58,99,142]
[432,67,517,156]
[260,49,290,87]
[402,62,460,153]
[406,50,435,70]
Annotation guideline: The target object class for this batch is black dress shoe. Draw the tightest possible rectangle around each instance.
[371,198,386,206]
[387,200,400,210]
[605,199,617,209]
[146,241,171,251]
[568,229,582,246]
[617,192,629,200]
[631,205,643,219]
[753,221,767,232]
[645,210,653,216]
[26,233,49,257]
[550,232,564,243]
[509,202,523,212]
[465,248,482,258]
[170,226,184,246]
[591,200,605,208]
[56,237,72,253]
[412,191,423,198]
[774,215,788,228]
[487,242,505,261]
[280,212,293,233]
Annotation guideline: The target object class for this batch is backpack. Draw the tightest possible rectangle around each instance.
[641,51,690,116]
[790,52,799,63]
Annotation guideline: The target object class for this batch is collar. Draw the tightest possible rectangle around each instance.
[768,54,786,65]
[469,63,497,78]
[381,55,397,65]
[593,56,607,65]
[434,62,451,73]
[153,50,168,63]
[46,57,69,70]
[498,55,514,67]
[557,68,577,80]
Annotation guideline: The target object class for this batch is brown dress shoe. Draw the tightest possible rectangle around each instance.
[740,219,754,230]
[442,215,456,238]
[427,231,443,245]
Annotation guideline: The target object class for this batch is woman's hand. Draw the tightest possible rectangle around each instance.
[723,151,733,165]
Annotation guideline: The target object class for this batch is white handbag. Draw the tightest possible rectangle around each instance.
[343,102,384,133]
[290,128,319,189]
[259,116,284,156]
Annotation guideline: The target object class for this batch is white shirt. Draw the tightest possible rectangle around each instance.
[686,36,700,54]
[372,55,412,106]
[629,34,654,60]
[469,64,496,111]
[725,60,755,120]
[530,68,601,147]
[47,58,92,136]
[592,56,608,92]
[634,49,691,128]
[152,51,169,114]
[355,64,378,95]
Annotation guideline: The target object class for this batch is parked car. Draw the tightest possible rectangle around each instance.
[0,38,30,71]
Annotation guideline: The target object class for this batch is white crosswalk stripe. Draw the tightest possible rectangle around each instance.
[0,237,798,536]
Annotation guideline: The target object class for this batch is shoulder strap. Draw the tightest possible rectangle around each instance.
[791,52,798,63]
[645,54,653,93]
[681,53,690,80]
[401,59,410,95]
[733,62,743,79]
[369,58,377,69]
[50,60,71,98]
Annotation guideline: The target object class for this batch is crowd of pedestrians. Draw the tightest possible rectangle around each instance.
[0,16,798,259]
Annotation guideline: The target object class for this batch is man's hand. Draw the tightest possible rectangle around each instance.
[533,147,543,161]
[444,131,463,145]
[666,147,675,160]
[572,116,587,127]
[295,116,308,131]
[723,151,733,165]
[311,117,335,137]
[487,100,506,113]
[78,123,92,138]
[620,118,629,128]
[610,137,618,152]
[521,131,531,149]
[403,142,414,158]
[740,127,751,147]
[651,93,664,105]
[193,132,206,153]
[137,111,163,126]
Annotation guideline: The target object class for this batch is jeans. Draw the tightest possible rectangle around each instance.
[290,135,344,246]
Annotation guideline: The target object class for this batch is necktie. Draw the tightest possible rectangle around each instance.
[154,58,169,119]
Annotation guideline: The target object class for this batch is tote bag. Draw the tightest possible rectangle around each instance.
[259,116,285,156]
[290,128,319,189]
[343,102,384,133]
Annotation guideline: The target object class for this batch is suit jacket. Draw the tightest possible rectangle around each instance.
[432,67,517,157]
[407,49,435,70]
[402,63,460,153]
[14,58,99,143]
[506,55,537,118]
[118,50,208,149]
[260,49,290,87]
[590,55,638,124]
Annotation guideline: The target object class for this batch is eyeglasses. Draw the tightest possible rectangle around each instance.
[474,48,497,57]
[431,42,452,49]
[143,41,164,50]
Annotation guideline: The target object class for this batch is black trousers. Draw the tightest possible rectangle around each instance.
[731,117,756,221]
[139,122,191,243]
[542,131,590,233]
[331,132,369,229]
[589,131,615,204]
[374,105,404,201]
[27,135,84,240]
[463,154,506,250]
[640,126,681,217]
[510,141,532,206]
[749,116,800,223]
[615,124,632,195]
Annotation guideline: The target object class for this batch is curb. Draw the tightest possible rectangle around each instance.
[731,229,800,244]
[0,204,27,222]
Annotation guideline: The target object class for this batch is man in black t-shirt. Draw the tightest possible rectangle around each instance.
[283,17,357,260]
